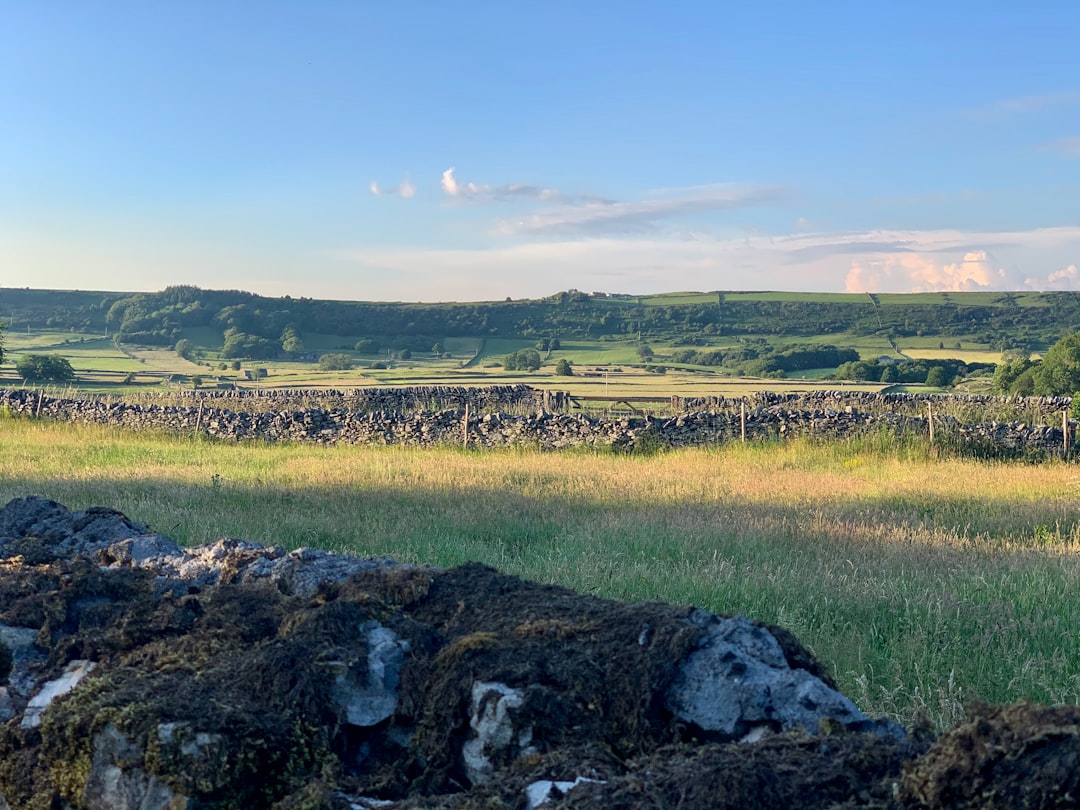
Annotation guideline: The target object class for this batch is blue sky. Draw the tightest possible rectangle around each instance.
[3,1,1079,301]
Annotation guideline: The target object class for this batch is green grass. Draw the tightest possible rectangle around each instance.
[2,418,1080,730]
[724,291,869,303]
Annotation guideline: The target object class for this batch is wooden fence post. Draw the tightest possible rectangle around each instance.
[195,399,204,437]
[927,401,934,446]
[740,401,746,443]
[462,403,470,449]
[1064,409,1070,457]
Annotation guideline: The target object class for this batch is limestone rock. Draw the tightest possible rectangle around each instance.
[666,615,874,739]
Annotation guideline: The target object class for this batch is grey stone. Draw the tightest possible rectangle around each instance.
[462,681,537,785]
[0,496,149,556]
[666,616,868,738]
[525,777,605,808]
[83,723,186,810]
[331,621,408,727]
[22,659,97,729]
[0,623,45,698]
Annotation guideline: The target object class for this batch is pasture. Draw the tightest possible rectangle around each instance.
[2,416,1078,730]
[1,327,905,400]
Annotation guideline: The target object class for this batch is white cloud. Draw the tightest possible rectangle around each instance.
[441,167,563,201]
[369,177,416,198]
[441,167,475,197]
[1039,264,1079,290]
[337,226,1080,300]
[845,250,1004,293]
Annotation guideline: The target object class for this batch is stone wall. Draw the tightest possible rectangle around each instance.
[153,383,545,412]
[1,387,1075,457]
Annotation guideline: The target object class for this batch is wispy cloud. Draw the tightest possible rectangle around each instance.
[1038,135,1080,157]
[441,167,567,202]
[498,184,787,236]
[369,177,416,198]
[436,168,785,236]
[994,91,1080,113]
[976,91,1080,118]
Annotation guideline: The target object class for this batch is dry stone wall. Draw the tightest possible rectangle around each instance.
[159,384,545,412]
[0,387,1074,457]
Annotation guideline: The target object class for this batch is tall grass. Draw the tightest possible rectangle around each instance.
[2,418,1080,729]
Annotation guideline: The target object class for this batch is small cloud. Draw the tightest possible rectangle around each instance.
[369,176,416,198]
[1033,264,1080,290]
[442,167,478,197]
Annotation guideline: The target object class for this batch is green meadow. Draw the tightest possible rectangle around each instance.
[2,417,1079,730]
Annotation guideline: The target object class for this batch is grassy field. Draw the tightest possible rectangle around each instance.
[0,326,901,399]
[2,417,1079,730]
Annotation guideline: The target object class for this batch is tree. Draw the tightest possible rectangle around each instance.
[431,342,444,355]
[397,349,412,360]
[554,358,574,376]
[993,356,1035,394]
[318,353,354,371]
[925,366,950,388]
[354,338,378,353]
[16,354,76,383]
[503,349,542,372]
[281,326,304,356]
[174,339,195,360]
[1033,331,1080,395]
[231,360,242,371]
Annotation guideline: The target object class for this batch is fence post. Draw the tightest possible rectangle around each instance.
[195,399,204,437]
[740,401,747,443]
[462,403,470,449]
[1064,409,1070,457]
[927,401,934,446]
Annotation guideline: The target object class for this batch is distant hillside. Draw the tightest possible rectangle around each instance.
[1,285,1076,352]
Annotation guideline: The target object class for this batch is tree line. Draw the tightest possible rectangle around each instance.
[6,285,1079,348]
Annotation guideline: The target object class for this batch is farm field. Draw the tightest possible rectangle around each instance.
[0,328,906,399]
[2,417,1079,730]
